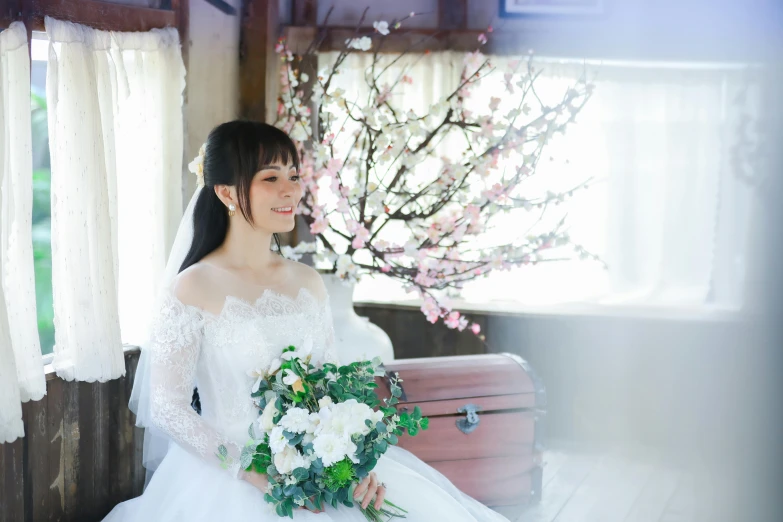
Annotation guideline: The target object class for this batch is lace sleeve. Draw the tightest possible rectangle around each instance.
[148,293,243,478]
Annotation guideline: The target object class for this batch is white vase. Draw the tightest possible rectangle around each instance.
[320,273,395,364]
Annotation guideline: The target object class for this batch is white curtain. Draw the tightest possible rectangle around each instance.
[340,52,755,309]
[46,16,185,382]
[0,22,46,443]
[457,58,756,308]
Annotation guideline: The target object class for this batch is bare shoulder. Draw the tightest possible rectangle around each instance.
[283,258,327,302]
[171,263,223,309]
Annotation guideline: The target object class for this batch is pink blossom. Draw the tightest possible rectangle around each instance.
[326,158,342,175]
[402,75,413,85]
[444,311,462,329]
[478,33,487,45]
[421,296,441,324]
[381,265,391,273]
[345,219,360,234]
[310,218,328,235]
[351,225,370,249]
[489,97,501,111]
[471,323,481,335]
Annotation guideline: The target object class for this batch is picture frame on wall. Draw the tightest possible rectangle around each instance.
[500,0,604,17]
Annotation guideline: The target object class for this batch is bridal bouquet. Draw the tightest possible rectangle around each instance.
[223,339,428,519]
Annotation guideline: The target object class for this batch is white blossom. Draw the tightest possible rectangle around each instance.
[345,36,372,51]
[373,21,390,35]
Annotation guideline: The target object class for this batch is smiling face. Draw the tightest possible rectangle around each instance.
[249,160,303,233]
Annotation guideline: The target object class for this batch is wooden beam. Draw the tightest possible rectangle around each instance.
[283,25,498,54]
[25,0,175,32]
[439,0,467,30]
[292,0,317,26]
[239,0,280,122]
[173,0,189,73]
[0,0,22,30]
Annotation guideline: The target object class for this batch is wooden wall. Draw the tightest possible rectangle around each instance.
[0,351,143,522]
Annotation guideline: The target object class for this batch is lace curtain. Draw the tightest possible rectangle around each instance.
[46,16,186,382]
[0,22,46,443]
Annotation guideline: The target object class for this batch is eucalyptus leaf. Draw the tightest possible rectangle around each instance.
[292,467,309,481]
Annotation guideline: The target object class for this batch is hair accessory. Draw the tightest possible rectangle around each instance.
[187,143,206,188]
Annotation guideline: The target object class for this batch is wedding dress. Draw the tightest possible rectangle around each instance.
[102,280,511,521]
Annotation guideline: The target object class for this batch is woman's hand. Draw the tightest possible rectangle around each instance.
[353,471,387,510]
[239,469,269,493]
[241,471,324,514]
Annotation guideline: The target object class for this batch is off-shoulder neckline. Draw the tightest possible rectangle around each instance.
[166,286,329,320]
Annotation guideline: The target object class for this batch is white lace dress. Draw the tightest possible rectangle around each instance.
[103,287,510,522]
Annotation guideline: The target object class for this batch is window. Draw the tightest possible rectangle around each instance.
[349,55,758,311]
[30,34,54,354]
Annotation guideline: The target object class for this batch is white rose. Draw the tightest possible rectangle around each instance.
[258,400,279,433]
[269,426,289,454]
[318,396,333,410]
[274,446,310,475]
[302,432,315,446]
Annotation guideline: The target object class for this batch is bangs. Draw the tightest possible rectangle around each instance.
[256,128,300,173]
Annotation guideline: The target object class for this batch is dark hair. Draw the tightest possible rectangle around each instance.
[179,121,300,274]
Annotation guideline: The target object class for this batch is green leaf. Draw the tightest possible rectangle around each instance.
[267,464,279,477]
[275,503,287,517]
[412,406,422,420]
[375,421,387,433]
[408,426,419,436]
[387,434,398,445]
[217,445,228,459]
[240,446,254,470]
[292,467,310,481]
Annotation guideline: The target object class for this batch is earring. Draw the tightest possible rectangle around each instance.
[228,204,236,217]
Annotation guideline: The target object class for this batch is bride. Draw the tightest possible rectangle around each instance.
[103,120,510,521]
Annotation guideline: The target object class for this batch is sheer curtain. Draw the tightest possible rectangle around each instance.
[46,16,185,382]
[0,22,46,443]
[332,51,756,309]
[458,58,756,308]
